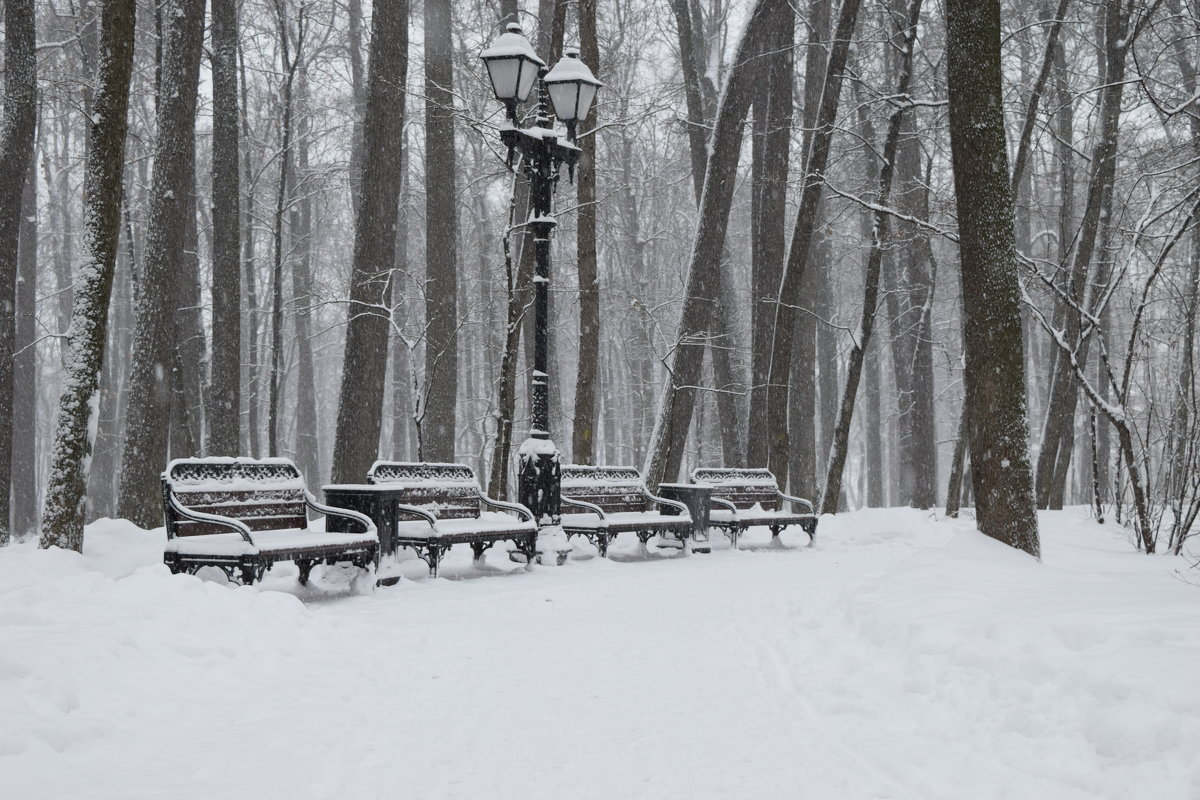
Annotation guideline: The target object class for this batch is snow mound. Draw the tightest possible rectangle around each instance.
[2,508,1198,799]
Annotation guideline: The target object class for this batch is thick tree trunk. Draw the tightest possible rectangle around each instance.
[422,0,459,462]
[40,0,136,551]
[207,0,242,456]
[330,0,408,484]
[763,0,862,484]
[117,0,205,529]
[572,0,600,464]
[12,149,38,537]
[0,0,37,542]
[746,7,795,469]
[644,0,787,488]
[945,0,1040,556]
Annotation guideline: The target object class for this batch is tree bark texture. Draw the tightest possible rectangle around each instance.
[945,0,1040,557]
[0,0,37,542]
[40,0,136,551]
[421,0,459,462]
[571,0,600,464]
[116,0,205,529]
[12,147,38,537]
[207,0,242,456]
[291,69,320,482]
[330,0,408,484]
[746,5,795,469]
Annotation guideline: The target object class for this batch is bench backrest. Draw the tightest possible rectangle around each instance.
[690,468,781,511]
[560,465,648,514]
[367,462,482,519]
[164,458,309,537]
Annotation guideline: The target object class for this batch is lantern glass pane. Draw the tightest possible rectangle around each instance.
[486,57,520,101]
[576,83,598,121]
[548,81,580,121]
[516,60,539,102]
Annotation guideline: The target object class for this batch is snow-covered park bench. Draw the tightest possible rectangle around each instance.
[690,468,818,548]
[161,457,378,586]
[364,462,538,576]
[559,465,692,557]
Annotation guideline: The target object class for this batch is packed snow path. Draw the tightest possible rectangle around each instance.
[3,509,1199,799]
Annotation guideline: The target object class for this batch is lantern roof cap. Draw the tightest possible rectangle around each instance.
[545,46,601,86]
[481,24,545,66]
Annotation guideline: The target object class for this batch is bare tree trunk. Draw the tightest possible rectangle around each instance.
[12,147,38,537]
[330,0,408,484]
[267,3,302,458]
[117,0,205,529]
[40,0,135,551]
[764,0,862,485]
[207,0,242,456]
[945,0,1040,556]
[346,0,366,213]
[291,68,319,482]
[821,0,923,513]
[488,176,535,498]
[172,155,206,456]
[240,43,261,457]
[391,146,414,460]
[945,399,969,518]
[0,0,37,541]
[1035,0,1132,508]
[572,0,600,464]
[422,0,458,462]
[644,0,787,488]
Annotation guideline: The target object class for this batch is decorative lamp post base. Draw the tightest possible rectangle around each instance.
[516,438,571,565]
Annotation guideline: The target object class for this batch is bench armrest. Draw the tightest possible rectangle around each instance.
[304,491,377,538]
[778,491,816,515]
[480,495,535,523]
[166,492,256,545]
[710,496,739,514]
[562,496,608,520]
[644,490,690,517]
[394,503,439,528]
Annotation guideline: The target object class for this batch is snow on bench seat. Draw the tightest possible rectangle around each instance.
[393,513,536,541]
[165,528,378,557]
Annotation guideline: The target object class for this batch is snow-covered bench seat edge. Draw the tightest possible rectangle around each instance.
[558,465,691,557]
[690,467,817,548]
[162,457,378,586]
[363,461,539,576]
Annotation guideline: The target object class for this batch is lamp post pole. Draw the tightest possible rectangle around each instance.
[482,26,599,558]
[510,79,569,530]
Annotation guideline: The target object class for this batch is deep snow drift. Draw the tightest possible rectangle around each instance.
[2,509,1198,799]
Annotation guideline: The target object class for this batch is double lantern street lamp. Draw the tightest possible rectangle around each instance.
[481,24,601,537]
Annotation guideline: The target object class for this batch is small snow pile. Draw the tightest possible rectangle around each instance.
[818,511,1200,799]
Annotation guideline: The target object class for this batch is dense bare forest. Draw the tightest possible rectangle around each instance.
[1,0,1198,558]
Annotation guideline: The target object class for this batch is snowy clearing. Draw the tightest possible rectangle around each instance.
[3,509,1199,799]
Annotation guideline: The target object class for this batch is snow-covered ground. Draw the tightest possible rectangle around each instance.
[3,508,1198,799]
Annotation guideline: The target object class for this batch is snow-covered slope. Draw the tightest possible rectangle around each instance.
[2,510,1198,799]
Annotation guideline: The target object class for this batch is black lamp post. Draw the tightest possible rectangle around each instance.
[481,24,601,541]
